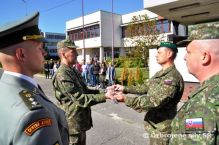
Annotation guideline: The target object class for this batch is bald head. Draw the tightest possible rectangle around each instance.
[185,39,219,83]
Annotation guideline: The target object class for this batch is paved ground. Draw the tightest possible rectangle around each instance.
[34,74,149,145]
[34,73,190,145]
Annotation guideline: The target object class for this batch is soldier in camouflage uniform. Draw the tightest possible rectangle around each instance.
[169,30,219,145]
[109,42,184,145]
[52,39,112,145]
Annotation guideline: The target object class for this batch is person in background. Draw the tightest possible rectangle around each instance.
[87,61,94,86]
[53,61,60,75]
[108,42,184,145]
[49,59,54,79]
[93,61,100,87]
[44,61,50,79]
[81,61,88,83]
[169,30,219,145]
[99,61,107,89]
[106,62,116,86]
[52,39,113,145]
[0,12,69,145]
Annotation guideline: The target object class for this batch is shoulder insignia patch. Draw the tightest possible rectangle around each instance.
[19,90,43,110]
[24,118,52,136]
[164,79,172,85]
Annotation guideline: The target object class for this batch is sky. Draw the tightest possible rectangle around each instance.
[0,0,143,33]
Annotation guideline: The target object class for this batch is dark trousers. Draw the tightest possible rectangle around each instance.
[69,131,86,145]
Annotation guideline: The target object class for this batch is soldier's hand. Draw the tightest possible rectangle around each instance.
[114,92,125,102]
[105,89,115,100]
[113,84,124,92]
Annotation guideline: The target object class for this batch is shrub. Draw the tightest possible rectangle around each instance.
[120,67,128,85]
[127,70,135,86]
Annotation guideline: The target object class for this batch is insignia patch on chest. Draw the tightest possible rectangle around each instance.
[164,79,172,85]
[24,118,52,136]
[185,118,204,131]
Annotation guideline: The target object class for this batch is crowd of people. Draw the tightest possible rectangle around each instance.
[45,58,116,89]
[44,59,60,79]
[1,11,219,145]
[80,61,116,88]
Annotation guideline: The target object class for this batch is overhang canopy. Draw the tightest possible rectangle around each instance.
[144,0,219,25]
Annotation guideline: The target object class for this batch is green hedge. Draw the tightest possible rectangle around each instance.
[106,57,145,68]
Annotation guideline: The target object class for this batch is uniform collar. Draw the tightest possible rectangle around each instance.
[155,65,175,78]
[4,71,38,87]
[202,74,219,86]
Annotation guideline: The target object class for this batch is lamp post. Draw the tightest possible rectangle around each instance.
[82,0,86,62]
[111,0,114,64]
[21,0,27,16]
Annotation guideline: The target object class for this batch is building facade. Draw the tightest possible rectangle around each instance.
[66,9,187,63]
[43,32,66,59]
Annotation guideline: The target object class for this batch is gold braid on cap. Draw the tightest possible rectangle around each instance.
[22,35,43,40]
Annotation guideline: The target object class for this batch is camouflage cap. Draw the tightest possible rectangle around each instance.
[0,12,46,49]
[57,39,77,49]
[157,42,178,53]
[177,23,219,46]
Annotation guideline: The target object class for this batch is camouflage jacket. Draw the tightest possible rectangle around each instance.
[124,65,184,134]
[169,74,219,145]
[52,64,106,134]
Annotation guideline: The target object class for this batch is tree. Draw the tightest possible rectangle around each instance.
[124,14,163,67]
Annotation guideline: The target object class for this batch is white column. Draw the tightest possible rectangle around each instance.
[99,47,104,63]
[120,47,125,56]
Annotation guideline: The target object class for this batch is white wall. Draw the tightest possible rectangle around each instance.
[66,11,101,30]
[100,11,122,47]
[74,37,101,49]
[122,9,157,24]
[149,47,199,82]
[144,0,178,8]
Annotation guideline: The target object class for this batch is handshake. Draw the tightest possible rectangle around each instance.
[104,84,126,103]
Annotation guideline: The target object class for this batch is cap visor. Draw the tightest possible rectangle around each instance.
[176,40,191,47]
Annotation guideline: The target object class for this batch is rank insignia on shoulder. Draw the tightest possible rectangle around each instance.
[19,90,43,110]
[24,118,52,136]
[185,118,204,131]
[164,79,172,85]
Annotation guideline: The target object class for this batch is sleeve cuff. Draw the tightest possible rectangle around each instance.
[124,96,134,107]
[94,93,106,103]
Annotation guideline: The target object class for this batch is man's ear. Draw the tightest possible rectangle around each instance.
[167,49,173,58]
[202,52,211,65]
[15,48,25,61]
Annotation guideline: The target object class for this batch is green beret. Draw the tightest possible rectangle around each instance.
[0,12,45,49]
[158,42,178,53]
[57,39,77,50]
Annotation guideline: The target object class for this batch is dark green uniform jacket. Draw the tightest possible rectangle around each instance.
[124,65,184,134]
[170,74,219,145]
[0,72,69,145]
[52,64,106,134]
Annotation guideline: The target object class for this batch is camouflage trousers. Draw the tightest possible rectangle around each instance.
[69,131,86,145]
[144,121,171,145]
[149,134,169,145]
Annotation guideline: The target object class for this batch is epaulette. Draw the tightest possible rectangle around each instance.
[19,90,43,110]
